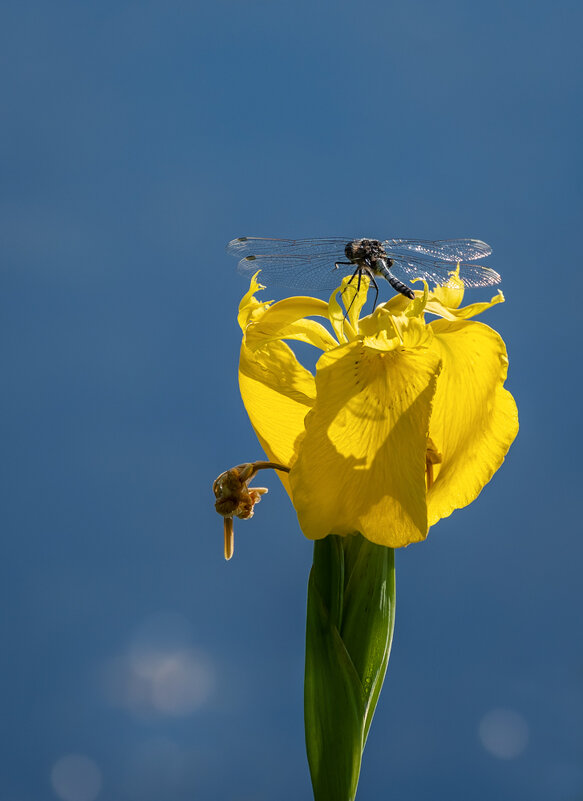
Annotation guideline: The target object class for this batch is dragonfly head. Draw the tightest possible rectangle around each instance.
[344,241,357,261]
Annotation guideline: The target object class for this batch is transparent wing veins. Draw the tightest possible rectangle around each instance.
[227,236,499,292]
[236,253,358,291]
[389,255,501,288]
[227,237,350,258]
[383,238,492,261]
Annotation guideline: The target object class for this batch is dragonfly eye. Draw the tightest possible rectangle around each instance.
[345,242,356,260]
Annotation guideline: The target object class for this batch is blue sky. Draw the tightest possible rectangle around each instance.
[1,0,582,799]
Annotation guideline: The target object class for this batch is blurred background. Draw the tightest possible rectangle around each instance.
[1,0,581,799]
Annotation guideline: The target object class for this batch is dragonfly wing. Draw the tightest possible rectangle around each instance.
[227,237,351,257]
[390,256,501,289]
[227,236,499,292]
[384,238,492,262]
[236,253,358,291]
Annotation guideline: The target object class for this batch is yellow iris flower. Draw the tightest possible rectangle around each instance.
[238,271,518,548]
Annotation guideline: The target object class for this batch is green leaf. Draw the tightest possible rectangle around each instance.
[304,535,396,801]
[341,536,396,743]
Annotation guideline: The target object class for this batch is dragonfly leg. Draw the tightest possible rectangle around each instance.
[341,265,365,319]
[368,272,380,311]
[334,260,354,283]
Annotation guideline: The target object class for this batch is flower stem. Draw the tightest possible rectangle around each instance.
[304,535,396,801]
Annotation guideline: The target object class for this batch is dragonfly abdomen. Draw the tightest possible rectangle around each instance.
[373,259,415,300]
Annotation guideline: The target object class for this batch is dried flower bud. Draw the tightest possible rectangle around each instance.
[212,461,289,560]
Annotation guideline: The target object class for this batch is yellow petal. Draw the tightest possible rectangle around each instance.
[239,339,315,495]
[359,308,433,352]
[327,279,362,344]
[430,269,465,309]
[343,274,370,331]
[238,273,271,330]
[425,291,505,321]
[289,340,442,547]
[427,319,519,525]
[244,296,337,352]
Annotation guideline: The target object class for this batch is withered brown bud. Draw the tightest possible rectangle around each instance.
[212,461,290,560]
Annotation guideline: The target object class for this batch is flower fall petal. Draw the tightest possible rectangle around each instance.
[289,340,442,547]
[426,319,519,525]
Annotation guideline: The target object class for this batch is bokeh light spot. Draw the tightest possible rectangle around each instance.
[478,708,529,759]
[50,754,102,801]
[99,612,216,717]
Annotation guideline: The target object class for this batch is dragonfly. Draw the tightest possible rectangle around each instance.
[227,236,500,308]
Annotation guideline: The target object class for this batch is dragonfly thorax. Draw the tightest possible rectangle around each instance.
[344,238,386,265]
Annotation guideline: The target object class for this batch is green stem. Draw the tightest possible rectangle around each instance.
[304,535,396,801]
